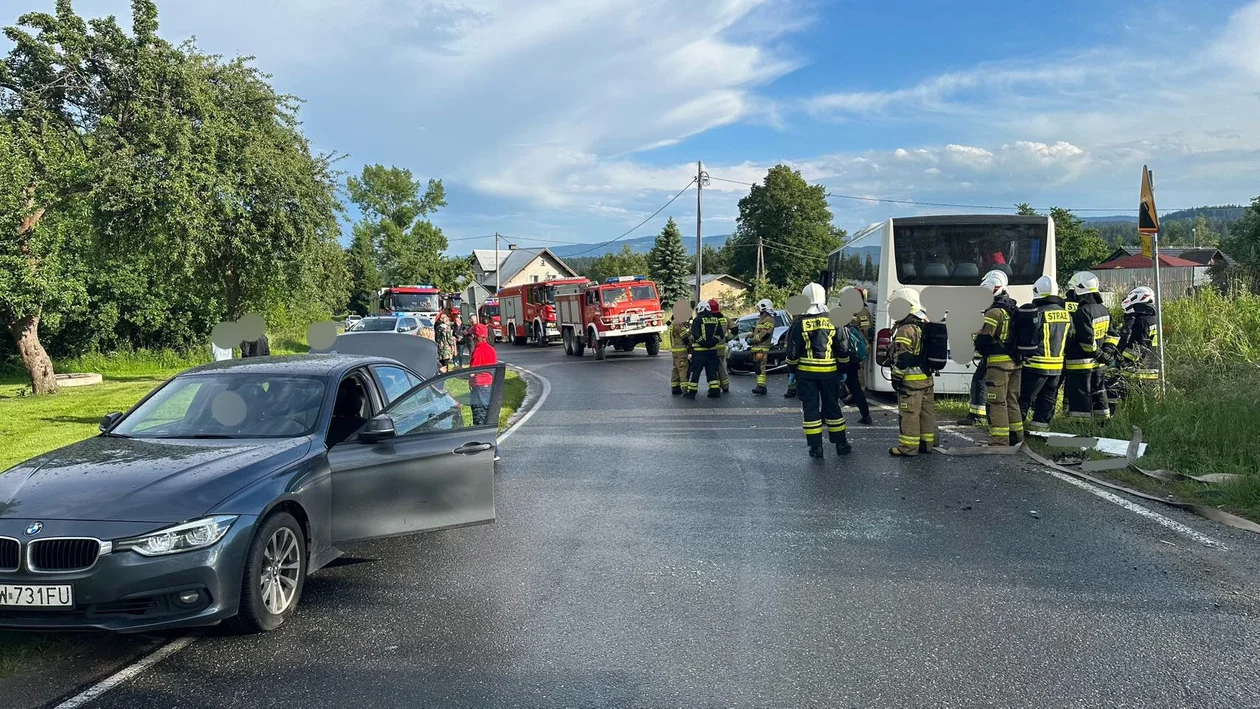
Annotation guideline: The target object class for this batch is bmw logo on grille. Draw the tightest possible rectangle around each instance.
[24,522,43,536]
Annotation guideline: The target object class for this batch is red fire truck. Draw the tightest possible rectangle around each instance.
[478,298,502,342]
[555,276,665,360]
[374,285,442,321]
[498,278,589,346]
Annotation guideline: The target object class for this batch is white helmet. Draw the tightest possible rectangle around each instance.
[696,301,710,313]
[1122,286,1155,313]
[756,298,773,314]
[802,282,826,308]
[1033,275,1058,299]
[980,269,1009,295]
[888,287,927,320]
[1069,271,1100,294]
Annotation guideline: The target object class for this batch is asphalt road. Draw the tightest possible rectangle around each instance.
[56,346,1260,707]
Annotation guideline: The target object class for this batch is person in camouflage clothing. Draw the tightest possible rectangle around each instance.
[435,311,457,372]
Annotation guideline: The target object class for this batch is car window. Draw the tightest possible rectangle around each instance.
[113,374,326,438]
[386,383,466,436]
[373,365,422,404]
[399,318,418,331]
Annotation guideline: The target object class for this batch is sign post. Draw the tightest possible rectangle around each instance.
[1138,165,1165,395]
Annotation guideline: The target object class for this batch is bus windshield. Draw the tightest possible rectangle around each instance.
[390,293,440,312]
[893,221,1048,286]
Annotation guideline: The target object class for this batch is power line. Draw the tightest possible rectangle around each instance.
[707,174,1190,213]
[563,178,698,257]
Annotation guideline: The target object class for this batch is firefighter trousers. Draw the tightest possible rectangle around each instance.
[797,377,845,448]
[1089,366,1111,419]
[1019,369,1062,432]
[689,349,721,394]
[896,384,936,454]
[715,344,730,391]
[670,351,689,390]
[968,360,988,418]
[1064,366,1098,419]
[752,349,769,388]
[984,363,1022,445]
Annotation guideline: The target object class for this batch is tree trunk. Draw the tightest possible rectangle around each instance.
[7,314,58,395]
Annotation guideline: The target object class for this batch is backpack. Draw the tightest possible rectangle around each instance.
[846,324,868,363]
[1014,303,1042,362]
[922,322,949,372]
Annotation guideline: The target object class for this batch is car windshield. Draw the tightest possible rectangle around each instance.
[356,318,400,332]
[391,293,439,312]
[111,373,326,439]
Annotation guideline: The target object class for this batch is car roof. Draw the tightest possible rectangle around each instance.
[181,354,401,378]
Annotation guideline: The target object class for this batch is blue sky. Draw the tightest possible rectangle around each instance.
[14,0,1260,253]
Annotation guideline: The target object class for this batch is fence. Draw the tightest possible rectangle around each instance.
[1095,266,1207,301]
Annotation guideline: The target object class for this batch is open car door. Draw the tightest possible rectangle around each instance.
[327,364,505,544]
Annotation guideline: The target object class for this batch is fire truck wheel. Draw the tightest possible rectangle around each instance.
[562,330,574,356]
[532,323,547,347]
[573,333,586,357]
[646,337,660,356]
[594,339,607,360]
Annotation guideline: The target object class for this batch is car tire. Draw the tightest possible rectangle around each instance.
[227,512,307,634]
[646,336,660,356]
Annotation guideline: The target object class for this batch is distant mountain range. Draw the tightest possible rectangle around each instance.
[550,233,731,259]
[1082,206,1247,224]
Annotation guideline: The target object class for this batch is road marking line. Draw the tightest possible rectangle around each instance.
[54,636,196,709]
[1043,469,1223,548]
[499,364,550,444]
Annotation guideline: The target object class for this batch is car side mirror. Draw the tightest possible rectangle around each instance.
[358,415,396,443]
[100,412,123,433]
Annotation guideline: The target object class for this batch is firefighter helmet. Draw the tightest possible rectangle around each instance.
[1122,285,1155,313]
[707,298,721,313]
[696,301,711,313]
[888,287,926,320]
[756,298,773,314]
[980,269,1009,295]
[802,283,826,308]
[1069,271,1100,294]
[1033,275,1058,299]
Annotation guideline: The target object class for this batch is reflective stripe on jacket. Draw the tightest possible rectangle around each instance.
[1026,296,1072,373]
[786,313,849,378]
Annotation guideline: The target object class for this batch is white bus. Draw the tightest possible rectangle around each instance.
[828,214,1056,395]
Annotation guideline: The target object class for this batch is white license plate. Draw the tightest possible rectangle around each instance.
[0,584,73,607]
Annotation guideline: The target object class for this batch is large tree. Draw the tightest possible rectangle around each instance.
[1048,207,1110,282]
[1,0,343,392]
[648,217,690,308]
[1222,197,1260,290]
[347,164,469,290]
[728,165,841,289]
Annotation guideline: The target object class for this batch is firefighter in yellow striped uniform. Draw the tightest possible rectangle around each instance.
[710,299,731,394]
[1018,276,1073,432]
[887,288,936,456]
[668,314,692,396]
[685,301,726,399]
[750,299,776,395]
[974,271,1023,446]
[785,283,851,458]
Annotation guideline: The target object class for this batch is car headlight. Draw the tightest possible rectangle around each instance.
[117,516,238,556]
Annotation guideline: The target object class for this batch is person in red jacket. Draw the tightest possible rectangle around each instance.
[469,323,497,426]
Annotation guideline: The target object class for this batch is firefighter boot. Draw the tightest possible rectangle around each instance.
[835,432,852,456]
[860,414,874,425]
[671,386,683,396]
[683,390,696,400]
[707,389,722,399]
[1009,431,1024,446]
[919,441,934,455]
[783,386,797,399]
[808,445,825,459]
[752,384,767,395]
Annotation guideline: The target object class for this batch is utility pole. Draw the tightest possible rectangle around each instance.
[756,234,765,283]
[695,160,703,305]
[494,232,501,295]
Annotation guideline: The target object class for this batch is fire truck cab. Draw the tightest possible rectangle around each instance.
[555,276,665,360]
[498,278,589,346]
[375,285,441,321]
[479,298,502,342]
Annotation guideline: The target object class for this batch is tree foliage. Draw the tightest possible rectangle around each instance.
[0,0,347,391]
[346,164,469,292]
[1222,197,1260,291]
[1048,207,1111,282]
[587,244,650,285]
[728,165,841,290]
[648,217,690,307]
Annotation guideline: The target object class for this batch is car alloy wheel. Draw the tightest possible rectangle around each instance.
[261,526,301,615]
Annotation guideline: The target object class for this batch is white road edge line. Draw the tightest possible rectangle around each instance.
[869,398,1222,548]
[54,364,552,708]
[54,636,197,709]
[498,364,551,444]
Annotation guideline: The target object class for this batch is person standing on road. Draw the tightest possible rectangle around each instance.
[785,283,851,459]
[468,323,496,426]
[843,288,874,425]
[973,270,1022,447]
[710,299,731,394]
[435,311,457,373]
[1018,276,1073,433]
[1063,272,1115,421]
[960,272,1004,426]
[887,288,936,457]
[750,299,776,395]
[668,314,692,396]
[685,302,725,399]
